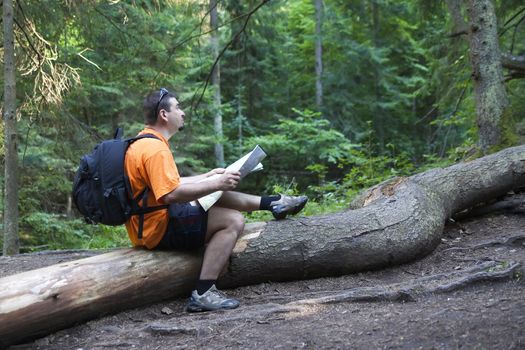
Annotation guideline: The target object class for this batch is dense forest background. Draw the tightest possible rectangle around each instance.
[1,0,524,252]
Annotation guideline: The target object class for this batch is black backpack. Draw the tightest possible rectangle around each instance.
[72,128,168,238]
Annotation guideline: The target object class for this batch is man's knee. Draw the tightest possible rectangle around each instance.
[228,210,245,235]
[208,211,243,244]
[207,207,245,240]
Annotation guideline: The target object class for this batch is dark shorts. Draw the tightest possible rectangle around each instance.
[155,202,208,251]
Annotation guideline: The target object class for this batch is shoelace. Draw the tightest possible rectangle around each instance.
[209,289,228,299]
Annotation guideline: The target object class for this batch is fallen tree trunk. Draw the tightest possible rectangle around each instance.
[1,145,524,347]
[220,145,525,286]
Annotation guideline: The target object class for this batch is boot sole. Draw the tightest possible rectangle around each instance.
[272,197,308,220]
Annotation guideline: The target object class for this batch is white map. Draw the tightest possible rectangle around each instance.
[197,145,267,211]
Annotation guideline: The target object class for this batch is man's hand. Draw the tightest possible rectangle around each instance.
[215,171,241,191]
[161,170,241,204]
[207,168,226,177]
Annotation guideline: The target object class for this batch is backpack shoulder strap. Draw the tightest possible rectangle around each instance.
[114,128,124,139]
[126,133,160,144]
[123,132,167,239]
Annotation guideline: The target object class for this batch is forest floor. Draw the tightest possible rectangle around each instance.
[2,193,525,350]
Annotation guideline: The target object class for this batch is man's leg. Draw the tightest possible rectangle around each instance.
[215,191,261,211]
[200,206,244,279]
[216,191,308,220]
[186,206,244,312]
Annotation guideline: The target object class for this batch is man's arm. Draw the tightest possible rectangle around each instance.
[180,168,226,184]
[160,170,240,204]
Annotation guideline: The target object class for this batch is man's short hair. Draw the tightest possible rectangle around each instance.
[143,89,177,125]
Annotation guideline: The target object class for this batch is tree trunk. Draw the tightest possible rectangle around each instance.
[466,0,508,153]
[2,0,20,256]
[237,83,244,157]
[314,0,323,110]
[223,144,525,286]
[1,145,525,347]
[371,0,384,152]
[445,0,468,36]
[445,2,525,80]
[210,0,225,167]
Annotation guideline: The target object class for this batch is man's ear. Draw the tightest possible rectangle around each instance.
[159,109,168,123]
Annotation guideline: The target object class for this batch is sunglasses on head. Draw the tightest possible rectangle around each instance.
[155,88,169,116]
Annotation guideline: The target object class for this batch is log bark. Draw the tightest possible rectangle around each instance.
[222,145,525,286]
[0,250,202,348]
[1,145,525,347]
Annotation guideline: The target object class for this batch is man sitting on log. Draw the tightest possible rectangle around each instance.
[124,88,308,312]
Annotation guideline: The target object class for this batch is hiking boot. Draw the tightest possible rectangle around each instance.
[185,285,240,313]
[269,194,308,220]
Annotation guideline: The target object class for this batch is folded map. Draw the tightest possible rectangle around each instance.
[197,145,267,211]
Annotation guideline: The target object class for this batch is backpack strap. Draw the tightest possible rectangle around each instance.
[138,189,147,240]
[125,133,169,240]
[134,188,170,239]
[114,128,124,139]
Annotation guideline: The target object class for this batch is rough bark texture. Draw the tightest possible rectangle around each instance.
[0,250,203,348]
[1,145,524,347]
[2,0,20,256]
[445,1,525,79]
[467,0,508,152]
[221,145,525,286]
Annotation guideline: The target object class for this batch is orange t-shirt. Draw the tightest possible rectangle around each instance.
[124,128,180,249]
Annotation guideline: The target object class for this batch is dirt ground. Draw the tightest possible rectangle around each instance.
[1,194,524,350]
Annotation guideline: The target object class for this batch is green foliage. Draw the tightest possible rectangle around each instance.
[244,108,358,194]
[5,0,525,252]
[20,212,130,252]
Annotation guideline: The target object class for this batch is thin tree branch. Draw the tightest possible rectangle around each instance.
[502,6,525,27]
[448,30,468,38]
[504,71,525,82]
[501,53,525,72]
[92,6,130,38]
[450,83,468,117]
[151,0,255,83]
[66,113,105,142]
[499,6,525,36]
[12,18,43,63]
[509,14,525,54]
[189,0,270,113]
[439,83,467,157]
[415,105,438,124]
[15,0,33,32]
[427,79,469,152]
[151,1,219,83]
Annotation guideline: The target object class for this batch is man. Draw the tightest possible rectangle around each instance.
[124,88,308,312]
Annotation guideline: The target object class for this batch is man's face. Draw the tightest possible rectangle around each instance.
[163,97,185,133]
